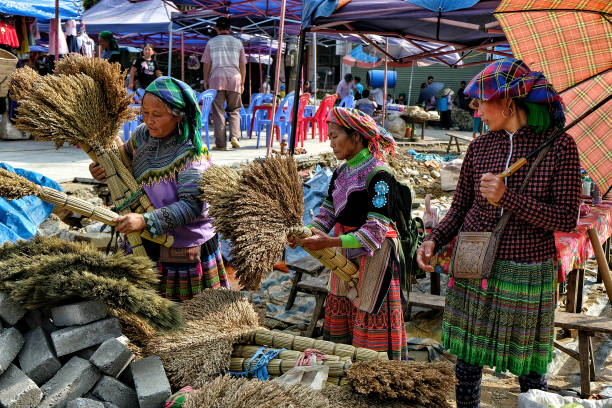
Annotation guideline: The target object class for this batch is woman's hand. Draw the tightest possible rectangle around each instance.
[114,213,146,234]
[89,162,107,182]
[416,240,436,273]
[288,228,340,251]
[480,173,506,204]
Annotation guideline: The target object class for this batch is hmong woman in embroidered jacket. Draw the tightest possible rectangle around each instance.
[417,60,581,407]
[289,107,407,360]
[89,77,229,300]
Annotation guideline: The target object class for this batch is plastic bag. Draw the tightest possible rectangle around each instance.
[272,364,329,390]
[518,390,612,408]
[422,194,439,229]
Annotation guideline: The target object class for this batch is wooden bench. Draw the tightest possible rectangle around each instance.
[285,257,327,338]
[285,257,325,311]
[446,132,473,154]
[296,280,328,338]
[407,293,612,398]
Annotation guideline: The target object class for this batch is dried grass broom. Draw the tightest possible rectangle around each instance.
[182,375,329,408]
[145,289,261,388]
[321,385,411,408]
[8,56,171,257]
[199,156,359,291]
[0,169,171,247]
[0,236,181,330]
[346,360,455,408]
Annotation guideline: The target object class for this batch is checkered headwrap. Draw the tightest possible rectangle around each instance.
[465,59,565,128]
[328,107,396,160]
[145,77,203,153]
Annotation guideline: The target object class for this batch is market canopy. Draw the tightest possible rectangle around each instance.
[83,0,177,34]
[0,0,82,21]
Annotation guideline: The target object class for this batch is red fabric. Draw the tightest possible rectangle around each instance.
[0,23,19,48]
[336,223,397,239]
[426,125,582,264]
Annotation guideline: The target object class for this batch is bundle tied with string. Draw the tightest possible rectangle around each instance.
[199,155,359,291]
[8,55,173,257]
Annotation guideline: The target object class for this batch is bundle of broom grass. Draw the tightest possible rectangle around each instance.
[199,155,359,291]
[8,55,171,257]
[0,236,181,330]
[0,168,170,247]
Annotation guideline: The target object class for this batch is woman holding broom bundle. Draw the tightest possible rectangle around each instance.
[89,76,230,300]
[416,59,581,407]
[289,107,407,360]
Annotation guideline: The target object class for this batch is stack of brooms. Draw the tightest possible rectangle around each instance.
[8,55,172,257]
[199,155,359,290]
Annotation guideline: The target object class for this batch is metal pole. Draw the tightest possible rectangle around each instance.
[407,62,414,104]
[54,0,59,60]
[382,37,389,126]
[167,24,173,76]
[266,0,287,156]
[312,32,317,101]
[267,25,275,77]
[289,30,306,155]
[248,41,252,103]
[180,32,185,81]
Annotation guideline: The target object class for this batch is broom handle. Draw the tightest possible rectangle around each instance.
[39,187,173,247]
[287,226,360,287]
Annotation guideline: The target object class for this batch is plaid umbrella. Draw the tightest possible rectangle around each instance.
[495,0,612,193]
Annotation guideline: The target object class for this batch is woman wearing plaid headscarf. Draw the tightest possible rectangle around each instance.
[289,107,407,359]
[417,59,581,407]
[89,77,230,300]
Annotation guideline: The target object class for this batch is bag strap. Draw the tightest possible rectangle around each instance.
[493,142,553,233]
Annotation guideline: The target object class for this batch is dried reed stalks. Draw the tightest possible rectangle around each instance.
[346,360,455,408]
[183,375,329,408]
[0,168,40,199]
[146,289,261,388]
[0,237,181,330]
[321,385,411,408]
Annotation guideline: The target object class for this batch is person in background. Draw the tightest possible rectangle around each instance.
[260,75,271,94]
[426,75,434,85]
[417,59,581,408]
[98,31,121,65]
[396,93,406,105]
[372,87,384,107]
[202,17,245,151]
[355,89,377,116]
[469,98,485,138]
[128,43,162,91]
[354,76,363,99]
[416,82,427,105]
[456,80,470,111]
[304,80,313,94]
[438,88,454,129]
[336,73,356,101]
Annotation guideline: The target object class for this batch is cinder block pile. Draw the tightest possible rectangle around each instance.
[0,293,172,408]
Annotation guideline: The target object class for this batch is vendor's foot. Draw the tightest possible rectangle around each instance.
[230,137,241,149]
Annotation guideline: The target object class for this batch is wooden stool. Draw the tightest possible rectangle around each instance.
[445,132,473,154]
[297,279,329,338]
[285,257,325,311]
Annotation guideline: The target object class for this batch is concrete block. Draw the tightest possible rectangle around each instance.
[23,309,57,333]
[0,328,25,375]
[103,403,119,408]
[115,335,129,345]
[76,347,98,361]
[91,376,138,408]
[51,301,107,327]
[18,327,62,385]
[90,338,133,378]
[131,356,171,408]
[51,317,122,357]
[66,398,105,408]
[0,364,43,408]
[39,357,101,408]
[0,292,26,325]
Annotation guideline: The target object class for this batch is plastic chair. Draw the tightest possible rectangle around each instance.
[135,88,145,103]
[339,95,355,108]
[302,94,338,142]
[295,93,311,147]
[197,89,217,150]
[251,93,274,138]
[241,93,263,137]
[256,92,294,149]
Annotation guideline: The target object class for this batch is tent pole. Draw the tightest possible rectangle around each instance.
[248,41,252,103]
[54,0,59,60]
[267,25,275,78]
[407,62,414,104]
[313,32,317,101]
[382,37,388,127]
[266,0,287,157]
[167,24,173,76]
[289,30,306,156]
[180,32,185,81]
[258,51,262,87]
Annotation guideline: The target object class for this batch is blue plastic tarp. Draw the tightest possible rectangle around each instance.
[0,0,82,21]
[0,163,62,244]
[404,0,479,12]
[302,0,339,27]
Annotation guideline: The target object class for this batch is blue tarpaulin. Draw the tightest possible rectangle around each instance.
[404,0,479,12]
[0,163,62,244]
[302,0,338,27]
[0,0,82,21]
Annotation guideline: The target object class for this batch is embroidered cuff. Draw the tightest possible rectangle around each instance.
[340,233,361,249]
[143,212,163,238]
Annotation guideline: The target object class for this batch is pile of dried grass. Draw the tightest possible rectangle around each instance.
[346,360,455,408]
[0,236,181,330]
[0,168,40,200]
[200,156,303,290]
[183,375,329,408]
[321,385,410,408]
[145,289,260,388]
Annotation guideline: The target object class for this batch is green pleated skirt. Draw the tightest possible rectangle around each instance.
[442,259,556,376]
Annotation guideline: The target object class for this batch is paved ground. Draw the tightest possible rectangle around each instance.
[0,127,472,182]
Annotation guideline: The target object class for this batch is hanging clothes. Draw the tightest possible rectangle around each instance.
[30,19,40,41]
[0,23,19,49]
[64,19,77,36]
[77,31,94,58]
[15,17,29,54]
[48,19,68,56]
